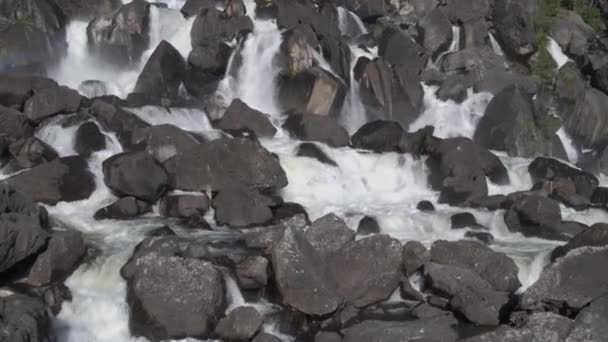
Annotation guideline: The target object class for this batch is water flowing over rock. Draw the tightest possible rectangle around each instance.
[89,100,150,149]
[87,0,151,67]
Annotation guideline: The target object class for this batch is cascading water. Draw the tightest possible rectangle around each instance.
[12,0,608,340]
[547,37,571,69]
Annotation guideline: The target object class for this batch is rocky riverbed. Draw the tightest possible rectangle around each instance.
[2,0,608,341]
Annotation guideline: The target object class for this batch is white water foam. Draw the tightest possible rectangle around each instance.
[547,37,571,69]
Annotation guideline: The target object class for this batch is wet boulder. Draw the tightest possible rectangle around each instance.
[165,137,287,192]
[184,41,233,98]
[253,333,282,342]
[460,312,574,342]
[133,40,186,103]
[234,256,269,289]
[74,121,106,157]
[417,8,453,57]
[492,0,536,57]
[550,10,595,65]
[319,34,352,84]
[554,62,586,122]
[341,0,394,21]
[25,230,86,287]
[0,105,34,142]
[417,200,435,212]
[504,195,574,241]
[450,212,480,229]
[305,213,355,257]
[444,0,492,24]
[521,246,608,311]
[87,0,151,67]
[562,87,608,150]
[5,156,95,204]
[273,0,340,37]
[551,223,608,261]
[103,151,170,202]
[357,216,380,235]
[122,237,226,340]
[354,57,424,129]
[89,100,150,149]
[0,213,49,274]
[297,143,338,167]
[271,202,310,225]
[402,240,430,276]
[378,28,427,72]
[94,196,152,220]
[328,235,402,307]
[272,226,342,316]
[190,7,253,47]
[351,120,404,153]
[474,85,555,158]
[430,240,521,292]
[215,306,263,341]
[8,137,59,169]
[278,67,346,117]
[465,231,495,245]
[424,262,511,325]
[283,113,349,147]
[213,187,275,227]
[159,194,209,218]
[23,86,82,123]
[426,138,488,206]
[217,99,277,138]
[0,294,55,342]
[529,157,599,198]
[131,124,200,163]
[0,184,48,226]
[342,316,459,342]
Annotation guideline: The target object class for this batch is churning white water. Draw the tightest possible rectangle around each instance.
[547,37,571,69]
[38,1,608,341]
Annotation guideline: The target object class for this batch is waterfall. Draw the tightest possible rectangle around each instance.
[337,6,368,38]
[489,32,505,57]
[547,37,570,69]
[430,25,461,69]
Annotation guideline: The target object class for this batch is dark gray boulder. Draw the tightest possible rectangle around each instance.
[444,0,491,23]
[418,8,453,57]
[460,312,574,342]
[550,10,595,64]
[9,137,59,169]
[133,40,186,102]
[425,262,511,325]
[0,213,49,274]
[89,100,150,149]
[0,105,33,142]
[234,256,269,290]
[74,121,106,157]
[212,187,275,227]
[566,294,608,342]
[430,240,521,292]
[272,226,342,316]
[23,86,81,123]
[357,216,380,235]
[474,85,556,158]
[277,24,317,76]
[551,223,608,261]
[283,113,350,147]
[305,213,355,257]
[529,157,599,198]
[215,306,263,341]
[53,0,121,19]
[342,316,459,342]
[417,200,435,212]
[122,237,226,340]
[521,246,608,311]
[103,152,170,202]
[5,156,95,204]
[426,138,488,206]
[217,99,277,138]
[180,0,214,18]
[93,196,152,220]
[492,0,536,57]
[0,75,57,109]
[451,212,479,229]
[190,7,252,47]
[328,235,402,307]
[504,195,571,241]
[271,202,310,225]
[159,194,209,218]
[402,240,430,276]
[350,120,404,153]
[562,88,608,150]
[378,28,427,72]
[165,137,287,192]
[87,0,151,67]
[0,294,55,342]
[253,333,282,342]
[25,230,86,287]
[131,124,200,163]
[465,231,495,245]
